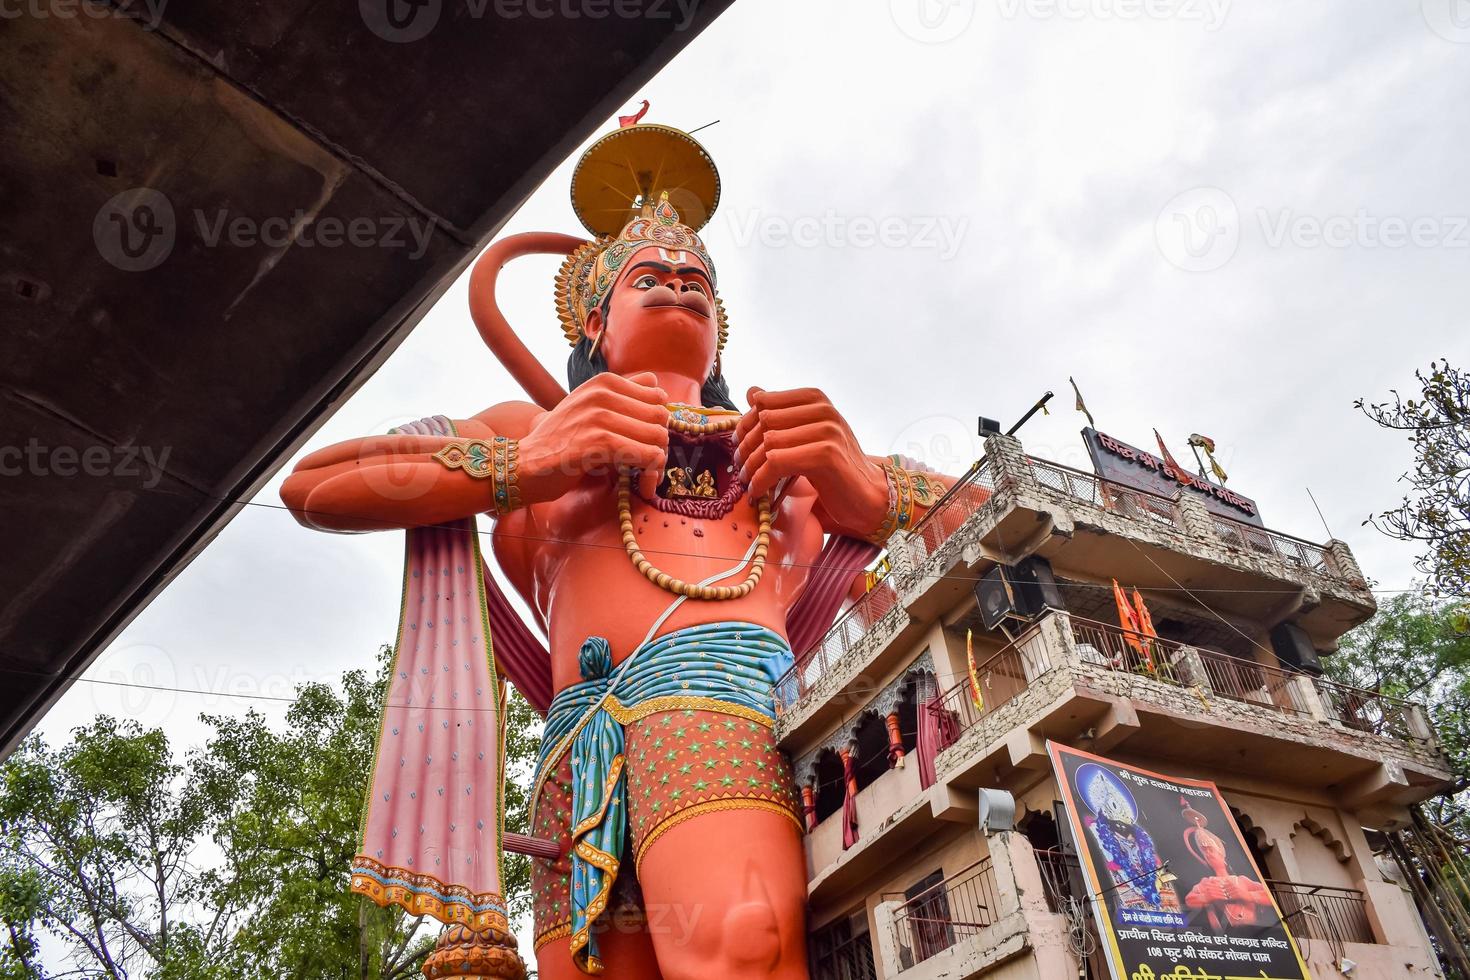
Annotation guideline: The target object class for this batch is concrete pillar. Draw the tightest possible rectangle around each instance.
[984,830,1051,918]
[1171,645,1213,694]
[873,900,905,978]
[1037,610,1079,675]
[1405,704,1436,744]
[1173,490,1217,541]
[982,433,1030,493]
[886,533,919,579]
[1290,675,1331,723]
[1324,539,1367,587]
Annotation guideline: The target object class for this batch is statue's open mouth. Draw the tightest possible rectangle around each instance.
[638,429,744,519]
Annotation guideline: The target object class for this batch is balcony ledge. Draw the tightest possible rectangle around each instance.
[932,651,1454,811]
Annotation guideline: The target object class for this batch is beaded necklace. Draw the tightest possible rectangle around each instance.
[618,404,771,601]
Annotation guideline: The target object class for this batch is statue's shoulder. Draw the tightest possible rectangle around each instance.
[461,400,545,439]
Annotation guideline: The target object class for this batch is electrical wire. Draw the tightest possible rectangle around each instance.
[134,483,1420,596]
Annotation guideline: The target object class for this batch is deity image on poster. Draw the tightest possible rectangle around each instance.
[1050,743,1310,980]
[1074,762,1184,928]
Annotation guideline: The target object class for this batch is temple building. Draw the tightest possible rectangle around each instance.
[778,430,1455,980]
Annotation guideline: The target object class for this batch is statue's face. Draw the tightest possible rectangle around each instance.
[588,245,717,382]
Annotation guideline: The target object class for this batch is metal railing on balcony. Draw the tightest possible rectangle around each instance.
[1034,847,1080,916]
[774,576,901,714]
[1267,880,1375,945]
[1034,848,1109,979]
[1029,458,1180,530]
[1209,514,1336,576]
[773,447,1380,723]
[1027,457,1351,582]
[931,624,1055,749]
[1069,617,1317,717]
[1312,677,1424,742]
[889,858,1000,967]
[905,458,996,562]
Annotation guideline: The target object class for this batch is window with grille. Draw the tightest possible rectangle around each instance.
[810,910,877,980]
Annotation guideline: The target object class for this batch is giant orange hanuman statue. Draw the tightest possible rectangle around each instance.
[282,117,950,980]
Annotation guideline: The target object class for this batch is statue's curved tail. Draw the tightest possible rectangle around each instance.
[469,231,587,411]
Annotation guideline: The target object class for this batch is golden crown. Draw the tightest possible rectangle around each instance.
[555,120,728,349]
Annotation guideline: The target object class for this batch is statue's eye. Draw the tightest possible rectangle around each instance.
[682,282,706,295]
[633,275,659,290]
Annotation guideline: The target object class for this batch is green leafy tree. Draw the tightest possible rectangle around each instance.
[0,716,215,979]
[1358,359,1470,599]
[1324,593,1470,830]
[0,649,541,979]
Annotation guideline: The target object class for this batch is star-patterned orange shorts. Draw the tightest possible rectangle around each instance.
[530,705,802,953]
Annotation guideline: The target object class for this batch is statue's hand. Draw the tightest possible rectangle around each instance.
[735,387,888,535]
[518,372,671,501]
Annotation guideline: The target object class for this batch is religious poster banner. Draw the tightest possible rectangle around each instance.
[1047,742,1310,980]
[1082,427,1264,527]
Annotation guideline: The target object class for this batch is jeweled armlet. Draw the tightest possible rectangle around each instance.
[433,437,522,516]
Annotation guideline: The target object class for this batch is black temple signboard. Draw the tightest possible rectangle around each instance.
[1049,743,1310,980]
[1082,428,1264,528]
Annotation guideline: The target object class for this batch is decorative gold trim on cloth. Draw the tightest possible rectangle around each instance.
[605,694,776,730]
[350,857,509,932]
[533,921,572,952]
[635,798,803,875]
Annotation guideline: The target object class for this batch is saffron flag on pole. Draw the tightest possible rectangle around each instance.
[1153,428,1192,486]
[1132,587,1158,672]
[1189,433,1230,485]
[1070,376,1096,428]
[1112,579,1148,664]
[967,628,984,711]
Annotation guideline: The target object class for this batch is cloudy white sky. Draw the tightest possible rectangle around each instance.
[40,0,1469,796]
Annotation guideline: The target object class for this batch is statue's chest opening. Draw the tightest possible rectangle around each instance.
[641,429,745,520]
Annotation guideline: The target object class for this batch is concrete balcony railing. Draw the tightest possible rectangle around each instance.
[886,857,1002,969]
[899,440,1370,601]
[874,831,1078,980]
[929,614,1438,757]
[777,437,1377,730]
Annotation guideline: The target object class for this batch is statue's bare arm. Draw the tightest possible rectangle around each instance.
[280,373,671,534]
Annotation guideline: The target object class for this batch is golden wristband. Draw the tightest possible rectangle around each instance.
[867,459,947,544]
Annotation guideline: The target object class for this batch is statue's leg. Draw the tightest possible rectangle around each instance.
[638,808,808,979]
[533,930,663,980]
[624,709,809,980]
[529,747,664,980]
